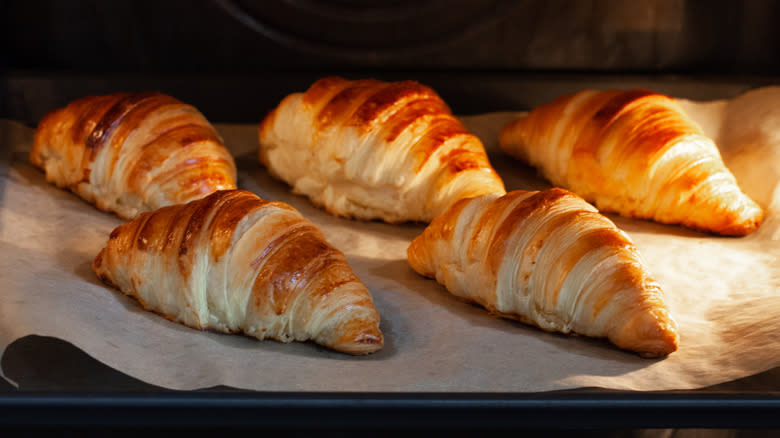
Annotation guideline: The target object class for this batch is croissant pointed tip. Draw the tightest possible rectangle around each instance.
[618,310,680,358]
[635,330,680,358]
[332,322,384,355]
[710,209,764,236]
[637,345,678,358]
[337,337,384,356]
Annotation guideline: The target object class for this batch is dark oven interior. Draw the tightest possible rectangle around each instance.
[2,0,780,124]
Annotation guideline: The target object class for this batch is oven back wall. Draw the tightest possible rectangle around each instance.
[1,0,779,123]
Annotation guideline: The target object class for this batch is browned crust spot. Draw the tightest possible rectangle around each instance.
[348,80,436,131]
[208,191,272,261]
[591,89,657,125]
[314,80,383,131]
[84,92,164,151]
[412,118,470,172]
[482,189,572,274]
[302,76,351,107]
[439,147,486,173]
[251,223,333,315]
[382,97,450,144]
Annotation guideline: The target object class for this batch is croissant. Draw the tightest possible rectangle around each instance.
[30,92,237,220]
[93,189,383,355]
[407,188,679,357]
[499,89,763,236]
[258,77,506,223]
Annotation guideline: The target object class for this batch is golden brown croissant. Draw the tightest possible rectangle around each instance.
[499,89,763,236]
[258,77,506,223]
[407,188,679,357]
[30,92,237,220]
[93,189,383,355]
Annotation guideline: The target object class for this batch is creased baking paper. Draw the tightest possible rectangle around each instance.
[1,87,778,392]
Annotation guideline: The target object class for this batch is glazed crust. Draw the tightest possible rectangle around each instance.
[30,92,237,219]
[93,189,383,355]
[258,77,506,223]
[499,89,763,236]
[407,189,679,357]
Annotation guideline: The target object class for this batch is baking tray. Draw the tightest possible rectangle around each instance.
[2,336,780,429]
[2,72,779,430]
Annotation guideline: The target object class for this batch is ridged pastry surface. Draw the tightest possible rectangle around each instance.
[499,89,763,236]
[408,188,679,357]
[93,189,383,355]
[30,92,237,219]
[259,77,506,223]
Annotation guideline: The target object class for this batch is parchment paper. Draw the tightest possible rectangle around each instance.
[1,87,778,392]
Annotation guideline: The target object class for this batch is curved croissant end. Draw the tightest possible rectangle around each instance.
[30,92,237,220]
[258,77,506,223]
[93,189,383,355]
[499,89,763,236]
[407,188,679,357]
